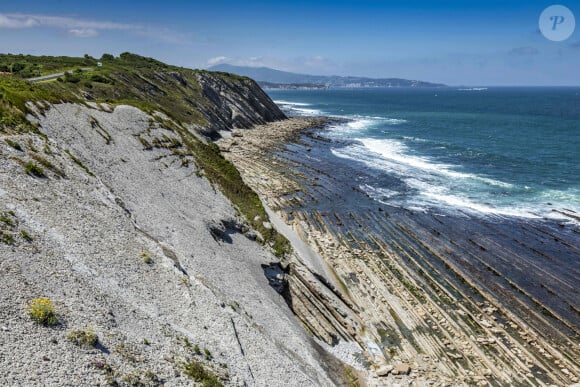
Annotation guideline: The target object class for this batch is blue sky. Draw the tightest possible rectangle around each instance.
[1,0,579,85]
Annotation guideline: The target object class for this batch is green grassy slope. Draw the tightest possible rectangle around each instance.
[0,52,290,256]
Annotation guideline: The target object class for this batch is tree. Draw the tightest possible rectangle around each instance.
[11,63,25,73]
[100,53,114,61]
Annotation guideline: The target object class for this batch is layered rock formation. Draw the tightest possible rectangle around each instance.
[0,55,350,386]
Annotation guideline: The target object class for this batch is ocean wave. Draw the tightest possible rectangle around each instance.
[334,140,580,221]
[350,115,407,125]
[330,139,557,219]
[457,87,488,91]
[418,188,542,219]
[290,107,324,115]
[357,138,513,188]
[327,116,407,139]
[273,100,312,106]
[274,100,325,116]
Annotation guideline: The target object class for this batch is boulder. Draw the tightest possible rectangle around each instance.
[376,365,394,377]
[392,363,411,375]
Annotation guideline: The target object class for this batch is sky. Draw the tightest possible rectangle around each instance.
[0,0,579,86]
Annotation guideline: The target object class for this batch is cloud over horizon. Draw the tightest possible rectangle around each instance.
[0,13,134,38]
[0,13,187,43]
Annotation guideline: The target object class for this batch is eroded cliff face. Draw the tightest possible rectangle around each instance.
[0,102,346,386]
[194,72,287,139]
[0,57,358,386]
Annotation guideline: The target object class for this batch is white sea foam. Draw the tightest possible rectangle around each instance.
[291,107,324,115]
[273,100,312,106]
[330,139,552,219]
[274,100,324,116]
[326,116,407,139]
[457,87,488,91]
[357,138,513,188]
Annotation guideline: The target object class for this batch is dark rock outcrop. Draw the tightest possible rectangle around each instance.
[194,71,287,139]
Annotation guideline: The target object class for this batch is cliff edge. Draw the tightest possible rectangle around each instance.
[0,53,348,386]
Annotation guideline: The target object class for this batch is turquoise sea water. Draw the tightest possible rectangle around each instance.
[267,88,580,221]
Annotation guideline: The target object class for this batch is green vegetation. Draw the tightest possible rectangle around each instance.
[0,212,14,227]
[19,229,32,242]
[68,327,98,346]
[30,153,65,178]
[93,359,118,385]
[0,53,96,78]
[64,149,95,177]
[203,348,212,360]
[181,360,223,387]
[1,52,292,257]
[5,138,23,151]
[121,370,160,386]
[142,250,153,264]
[27,297,58,326]
[1,231,14,245]
[23,161,45,177]
[184,140,291,256]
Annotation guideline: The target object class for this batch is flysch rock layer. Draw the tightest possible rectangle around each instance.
[0,103,345,386]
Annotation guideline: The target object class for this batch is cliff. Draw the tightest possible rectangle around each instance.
[0,54,348,386]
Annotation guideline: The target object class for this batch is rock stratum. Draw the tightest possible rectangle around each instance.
[218,118,580,386]
[0,53,349,386]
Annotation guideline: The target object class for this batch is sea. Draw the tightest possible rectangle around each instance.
[267,87,580,222]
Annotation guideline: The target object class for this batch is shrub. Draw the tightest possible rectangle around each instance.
[90,74,111,84]
[141,251,152,264]
[24,161,45,177]
[30,153,65,178]
[5,138,23,151]
[68,327,98,346]
[20,229,33,242]
[1,231,14,245]
[0,213,14,227]
[182,360,223,387]
[28,297,58,326]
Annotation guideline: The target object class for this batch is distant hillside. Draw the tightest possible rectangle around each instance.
[208,63,445,88]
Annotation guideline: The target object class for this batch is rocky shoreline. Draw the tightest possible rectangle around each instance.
[218,117,580,386]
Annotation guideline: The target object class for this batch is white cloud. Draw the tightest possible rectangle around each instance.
[207,56,229,66]
[0,13,186,42]
[0,13,40,28]
[0,13,133,33]
[68,28,99,38]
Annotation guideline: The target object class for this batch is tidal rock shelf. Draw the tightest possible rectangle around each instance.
[218,117,580,386]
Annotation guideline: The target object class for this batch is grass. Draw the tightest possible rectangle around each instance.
[30,153,65,178]
[20,229,32,242]
[184,139,291,256]
[141,250,153,264]
[68,327,98,346]
[1,231,14,245]
[64,149,95,177]
[0,212,14,227]
[27,297,58,326]
[23,161,45,177]
[1,52,292,257]
[4,138,23,151]
[181,360,223,387]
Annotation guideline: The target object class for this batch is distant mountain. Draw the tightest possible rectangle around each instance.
[208,63,445,88]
